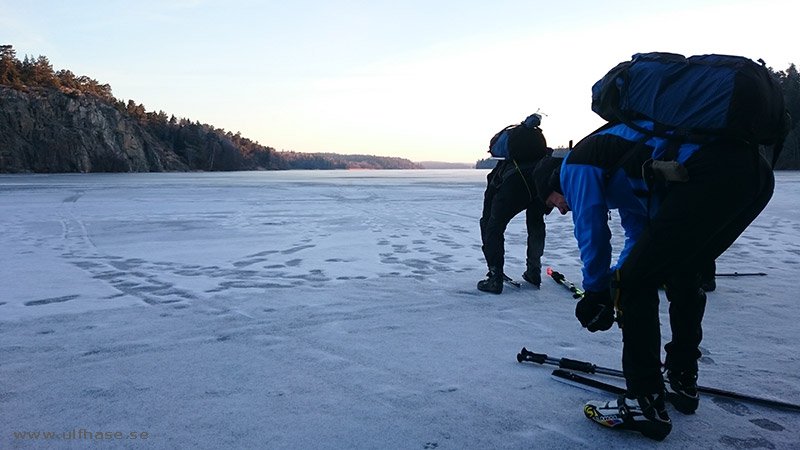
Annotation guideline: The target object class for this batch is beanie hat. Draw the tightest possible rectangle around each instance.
[532,156,564,204]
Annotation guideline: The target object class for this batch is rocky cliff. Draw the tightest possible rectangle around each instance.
[0,85,425,173]
[0,86,188,173]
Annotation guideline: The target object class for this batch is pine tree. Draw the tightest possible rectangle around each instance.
[0,45,22,87]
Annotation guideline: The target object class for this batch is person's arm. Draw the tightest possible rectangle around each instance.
[561,162,613,292]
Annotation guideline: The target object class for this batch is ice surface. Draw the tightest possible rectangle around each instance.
[1,170,799,449]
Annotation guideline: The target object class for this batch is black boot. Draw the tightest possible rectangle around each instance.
[522,269,541,288]
[477,269,503,294]
[666,370,699,414]
[524,259,542,288]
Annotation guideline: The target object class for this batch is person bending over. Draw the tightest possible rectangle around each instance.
[532,120,774,440]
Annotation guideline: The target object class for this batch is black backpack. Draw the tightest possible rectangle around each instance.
[488,113,549,163]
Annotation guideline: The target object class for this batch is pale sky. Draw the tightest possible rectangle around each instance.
[1,0,797,163]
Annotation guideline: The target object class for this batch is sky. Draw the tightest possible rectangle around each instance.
[1,0,798,163]
[2,170,799,448]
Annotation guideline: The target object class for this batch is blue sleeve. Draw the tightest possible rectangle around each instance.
[561,162,613,292]
[614,209,648,270]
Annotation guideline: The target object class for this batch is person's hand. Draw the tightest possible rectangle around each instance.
[575,290,615,332]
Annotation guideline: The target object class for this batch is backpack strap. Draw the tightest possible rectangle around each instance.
[512,159,535,202]
[489,124,517,150]
[600,121,658,186]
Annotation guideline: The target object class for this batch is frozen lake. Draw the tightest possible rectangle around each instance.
[2,169,799,449]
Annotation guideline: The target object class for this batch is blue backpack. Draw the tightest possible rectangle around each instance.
[591,52,790,166]
[488,113,548,162]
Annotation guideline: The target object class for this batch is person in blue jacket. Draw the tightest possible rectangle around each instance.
[532,120,774,440]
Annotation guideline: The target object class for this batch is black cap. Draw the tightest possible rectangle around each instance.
[532,156,563,204]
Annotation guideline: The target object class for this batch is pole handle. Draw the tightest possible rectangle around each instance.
[516,347,547,364]
[517,348,596,373]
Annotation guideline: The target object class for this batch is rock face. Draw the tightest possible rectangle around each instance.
[0,86,188,173]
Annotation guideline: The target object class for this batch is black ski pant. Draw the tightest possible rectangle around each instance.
[480,174,546,279]
[616,144,774,396]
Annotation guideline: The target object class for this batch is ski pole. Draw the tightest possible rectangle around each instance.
[517,347,800,412]
[715,272,767,277]
[517,347,622,377]
[546,267,584,299]
[552,369,626,395]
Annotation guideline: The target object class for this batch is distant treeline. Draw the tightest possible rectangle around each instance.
[3,45,798,171]
[0,45,421,171]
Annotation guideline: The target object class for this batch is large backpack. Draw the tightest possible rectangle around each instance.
[488,113,549,163]
[591,52,790,166]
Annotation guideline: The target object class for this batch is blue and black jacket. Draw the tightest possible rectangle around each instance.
[561,121,702,291]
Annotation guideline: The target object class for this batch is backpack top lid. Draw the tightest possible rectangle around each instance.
[524,113,542,129]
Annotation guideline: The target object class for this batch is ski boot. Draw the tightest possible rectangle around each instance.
[666,370,700,414]
[522,269,541,288]
[477,269,503,294]
[584,391,672,441]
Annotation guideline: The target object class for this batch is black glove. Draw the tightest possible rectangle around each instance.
[575,290,615,332]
